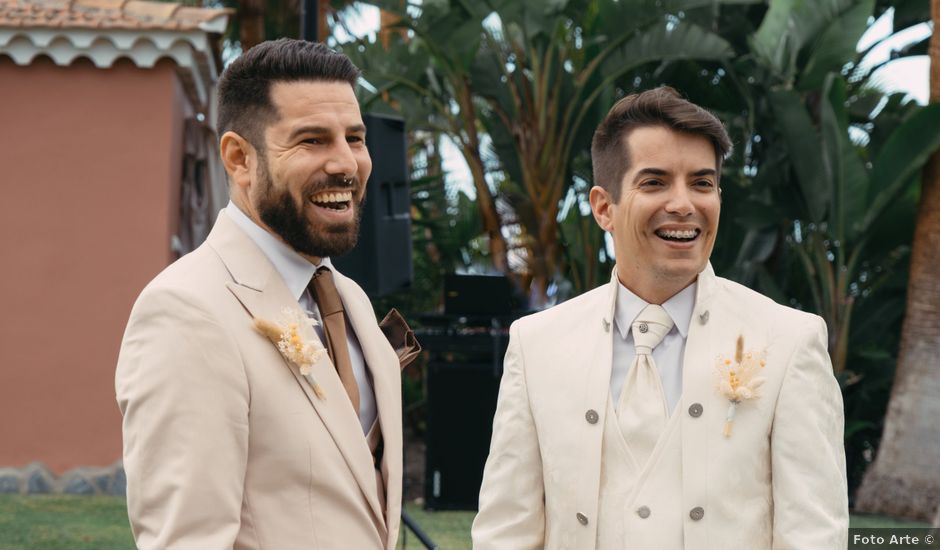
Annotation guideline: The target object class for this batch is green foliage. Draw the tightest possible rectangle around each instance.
[345,0,936,500]
[698,1,935,499]
[352,0,743,302]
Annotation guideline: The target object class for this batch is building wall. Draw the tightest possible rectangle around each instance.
[0,56,187,472]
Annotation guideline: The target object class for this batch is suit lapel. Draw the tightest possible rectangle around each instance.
[577,272,619,538]
[334,271,402,529]
[207,212,386,528]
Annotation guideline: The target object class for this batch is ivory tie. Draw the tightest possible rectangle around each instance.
[309,267,360,414]
[617,304,675,466]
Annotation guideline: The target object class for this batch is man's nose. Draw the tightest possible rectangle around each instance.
[665,184,694,216]
[324,141,358,178]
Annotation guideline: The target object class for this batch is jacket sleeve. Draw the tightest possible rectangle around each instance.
[472,322,546,550]
[771,315,849,549]
[116,287,250,550]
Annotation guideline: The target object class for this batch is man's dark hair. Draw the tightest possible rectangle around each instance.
[591,86,732,201]
[217,38,361,150]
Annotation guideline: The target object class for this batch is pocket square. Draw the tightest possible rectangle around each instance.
[379,308,422,370]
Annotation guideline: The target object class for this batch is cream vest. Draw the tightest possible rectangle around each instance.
[596,397,684,550]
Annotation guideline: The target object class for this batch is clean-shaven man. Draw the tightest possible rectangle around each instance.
[116,39,402,549]
[472,87,848,549]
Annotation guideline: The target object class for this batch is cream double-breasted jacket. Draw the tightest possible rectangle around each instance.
[473,264,848,549]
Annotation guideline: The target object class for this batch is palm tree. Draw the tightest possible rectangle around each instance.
[348,0,739,305]
[854,0,940,521]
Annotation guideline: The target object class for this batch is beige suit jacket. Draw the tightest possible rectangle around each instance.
[116,212,403,550]
[473,264,848,549]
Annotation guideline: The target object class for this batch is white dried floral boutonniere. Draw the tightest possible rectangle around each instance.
[715,335,766,437]
[254,308,327,399]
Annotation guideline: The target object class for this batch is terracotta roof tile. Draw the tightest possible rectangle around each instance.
[0,0,231,32]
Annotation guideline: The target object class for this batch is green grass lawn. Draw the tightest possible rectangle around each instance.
[0,496,134,550]
[0,495,929,550]
[0,496,472,550]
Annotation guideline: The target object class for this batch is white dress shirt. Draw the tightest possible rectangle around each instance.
[611,280,696,414]
[227,202,378,433]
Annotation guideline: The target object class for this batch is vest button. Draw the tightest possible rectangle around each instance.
[636,505,651,519]
[585,409,599,424]
[576,512,589,525]
[690,506,705,521]
[688,403,703,418]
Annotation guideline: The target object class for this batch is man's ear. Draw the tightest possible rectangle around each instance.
[220,131,255,192]
[589,185,615,232]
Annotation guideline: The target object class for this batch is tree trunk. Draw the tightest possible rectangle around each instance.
[379,6,405,48]
[238,0,266,50]
[463,145,510,274]
[455,82,510,275]
[854,0,940,521]
[318,0,332,43]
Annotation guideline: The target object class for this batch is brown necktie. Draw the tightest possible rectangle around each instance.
[309,267,360,414]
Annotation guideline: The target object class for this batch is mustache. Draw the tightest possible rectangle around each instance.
[305,174,359,195]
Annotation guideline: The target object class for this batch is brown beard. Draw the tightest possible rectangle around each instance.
[255,155,363,258]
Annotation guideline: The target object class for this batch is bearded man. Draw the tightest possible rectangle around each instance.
[116,39,403,550]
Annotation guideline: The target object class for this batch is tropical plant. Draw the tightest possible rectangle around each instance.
[347,0,758,305]
[338,0,937,503]
[854,0,940,521]
[681,0,938,499]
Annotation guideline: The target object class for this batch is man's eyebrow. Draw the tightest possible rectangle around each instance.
[632,167,717,182]
[288,124,367,141]
[632,167,669,181]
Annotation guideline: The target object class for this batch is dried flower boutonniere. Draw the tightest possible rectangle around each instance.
[254,308,327,399]
[715,335,767,437]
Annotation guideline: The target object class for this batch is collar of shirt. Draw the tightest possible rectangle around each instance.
[613,279,697,341]
[226,201,332,301]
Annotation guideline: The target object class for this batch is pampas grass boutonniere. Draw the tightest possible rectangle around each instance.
[715,334,767,437]
[253,308,327,399]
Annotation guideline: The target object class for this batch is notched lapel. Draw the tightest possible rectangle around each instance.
[332,273,403,525]
[225,279,386,527]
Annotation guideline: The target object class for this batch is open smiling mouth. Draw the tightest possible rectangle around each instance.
[310,191,353,212]
[655,228,701,243]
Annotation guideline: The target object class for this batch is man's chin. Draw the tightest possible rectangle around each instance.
[655,258,707,281]
[301,226,359,258]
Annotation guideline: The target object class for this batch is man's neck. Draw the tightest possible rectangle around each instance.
[616,271,696,305]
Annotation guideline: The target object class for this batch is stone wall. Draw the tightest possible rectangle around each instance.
[0,461,125,496]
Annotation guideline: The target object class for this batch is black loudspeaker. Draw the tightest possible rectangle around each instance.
[444,274,514,316]
[333,113,412,297]
[424,361,502,510]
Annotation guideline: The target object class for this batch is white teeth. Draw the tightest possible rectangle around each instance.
[658,229,698,239]
[311,191,352,204]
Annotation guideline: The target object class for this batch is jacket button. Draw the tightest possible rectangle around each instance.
[576,512,589,525]
[688,403,703,418]
[637,505,651,519]
[690,506,705,521]
[585,409,599,424]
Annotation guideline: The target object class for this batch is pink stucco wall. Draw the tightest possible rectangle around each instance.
[0,56,189,472]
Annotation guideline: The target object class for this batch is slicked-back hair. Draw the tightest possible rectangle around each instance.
[591,86,732,202]
[217,38,361,151]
